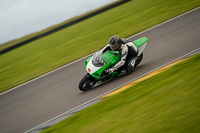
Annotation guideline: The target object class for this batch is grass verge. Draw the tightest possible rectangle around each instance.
[0,0,200,93]
[41,54,200,133]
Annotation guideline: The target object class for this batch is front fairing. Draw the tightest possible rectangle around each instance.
[85,51,120,79]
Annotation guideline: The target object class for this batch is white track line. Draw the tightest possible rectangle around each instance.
[0,54,93,96]
[128,6,200,39]
[25,48,200,133]
[1,6,199,96]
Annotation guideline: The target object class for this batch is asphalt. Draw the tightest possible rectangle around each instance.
[0,8,200,133]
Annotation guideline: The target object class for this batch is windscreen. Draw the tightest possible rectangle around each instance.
[92,52,104,67]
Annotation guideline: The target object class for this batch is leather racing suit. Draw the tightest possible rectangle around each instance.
[101,38,138,72]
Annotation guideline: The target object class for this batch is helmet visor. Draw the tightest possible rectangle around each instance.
[110,43,118,51]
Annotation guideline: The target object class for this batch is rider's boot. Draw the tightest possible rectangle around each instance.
[125,58,136,74]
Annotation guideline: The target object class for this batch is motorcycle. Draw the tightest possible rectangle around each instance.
[79,37,148,91]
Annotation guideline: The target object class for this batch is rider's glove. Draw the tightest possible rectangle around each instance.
[106,67,116,74]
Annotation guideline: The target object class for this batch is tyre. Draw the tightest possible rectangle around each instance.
[134,53,143,68]
[79,74,96,91]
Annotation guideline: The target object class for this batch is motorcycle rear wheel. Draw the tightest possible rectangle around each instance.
[79,74,96,91]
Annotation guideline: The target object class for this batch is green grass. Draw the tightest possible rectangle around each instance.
[41,54,200,133]
[0,0,200,93]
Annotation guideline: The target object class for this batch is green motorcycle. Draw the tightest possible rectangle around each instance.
[79,37,148,91]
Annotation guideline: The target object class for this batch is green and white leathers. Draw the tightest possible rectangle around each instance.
[79,37,148,91]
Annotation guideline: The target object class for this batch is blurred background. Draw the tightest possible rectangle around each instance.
[0,0,116,44]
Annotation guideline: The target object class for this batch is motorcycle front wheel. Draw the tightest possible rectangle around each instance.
[79,74,96,91]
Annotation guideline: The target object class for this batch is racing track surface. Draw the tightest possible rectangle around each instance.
[0,8,200,133]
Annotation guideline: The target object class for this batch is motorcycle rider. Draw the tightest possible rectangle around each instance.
[102,35,138,74]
